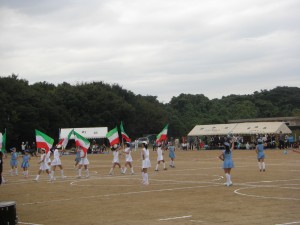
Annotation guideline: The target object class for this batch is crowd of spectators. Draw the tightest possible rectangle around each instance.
[180,133,299,150]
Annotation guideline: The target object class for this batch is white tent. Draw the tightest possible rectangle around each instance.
[188,122,291,136]
[188,124,238,136]
[232,122,292,135]
[59,127,108,139]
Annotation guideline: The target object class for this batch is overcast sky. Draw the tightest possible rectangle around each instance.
[0,0,299,103]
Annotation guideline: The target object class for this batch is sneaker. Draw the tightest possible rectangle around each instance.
[154,170,158,172]
[85,175,90,178]
[163,168,167,170]
[131,172,134,175]
[77,176,81,179]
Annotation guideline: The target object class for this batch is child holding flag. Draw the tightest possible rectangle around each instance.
[141,141,151,185]
[109,144,123,175]
[155,142,167,171]
[77,146,90,178]
[34,148,51,181]
[122,142,134,175]
[50,145,66,181]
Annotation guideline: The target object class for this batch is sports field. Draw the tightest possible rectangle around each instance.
[1,149,300,225]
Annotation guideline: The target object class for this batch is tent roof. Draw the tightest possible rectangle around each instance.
[232,122,292,134]
[188,124,237,136]
[188,122,292,136]
[59,127,108,139]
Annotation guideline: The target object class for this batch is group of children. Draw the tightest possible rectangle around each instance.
[218,137,269,187]
[4,136,296,187]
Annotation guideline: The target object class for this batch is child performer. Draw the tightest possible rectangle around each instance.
[155,142,167,171]
[74,147,81,167]
[77,146,90,178]
[0,151,7,185]
[122,142,134,175]
[218,141,235,187]
[34,148,51,181]
[46,148,52,167]
[256,139,266,172]
[168,142,176,168]
[21,150,30,178]
[50,145,66,181]
[141,141,151,185]
[10,147,19,176]
[108,144,123,175]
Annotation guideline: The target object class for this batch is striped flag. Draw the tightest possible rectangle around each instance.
[156,124,168,143]
[73,130,90,153]
[106,126,120,146]
[35,129,54,153]
[57,129,74,149]
[120,121,131,142]
[0,131,6,153]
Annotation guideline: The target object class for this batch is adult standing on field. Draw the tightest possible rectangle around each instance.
[218,140,235,187]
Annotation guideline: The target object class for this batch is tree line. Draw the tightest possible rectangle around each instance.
[0,74,299,148]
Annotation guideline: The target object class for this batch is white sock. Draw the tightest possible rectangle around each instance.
[163,162,166,169]
[130,168,134,173]
[145,173,149,184]
[225,173,230,184]
[109,168,113,174]
[142,172,145,182]
[262,162,265,170]
[15,169,18,175]
[51,171,54,178]
[155,164,159,170]
[258,162,262,170]
[123,168,127,173]
[61,170,64,177]
[36,175,40,180]
[86,169,89,177]
[78,168,82,177]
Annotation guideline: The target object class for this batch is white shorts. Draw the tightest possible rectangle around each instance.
[142,159,151,169]
[51,158,62,166]
[157,155,164,161]
[79,158,89,165]
[39,163,50,171]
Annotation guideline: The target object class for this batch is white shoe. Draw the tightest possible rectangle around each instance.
[85,175,90,178]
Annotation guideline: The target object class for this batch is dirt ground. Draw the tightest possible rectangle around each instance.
[0,148,299,225]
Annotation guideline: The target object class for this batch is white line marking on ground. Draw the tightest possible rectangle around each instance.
[275,221,300,225]
[234,186,300,201]
[18,222,43,225]
[158,215,192,221]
